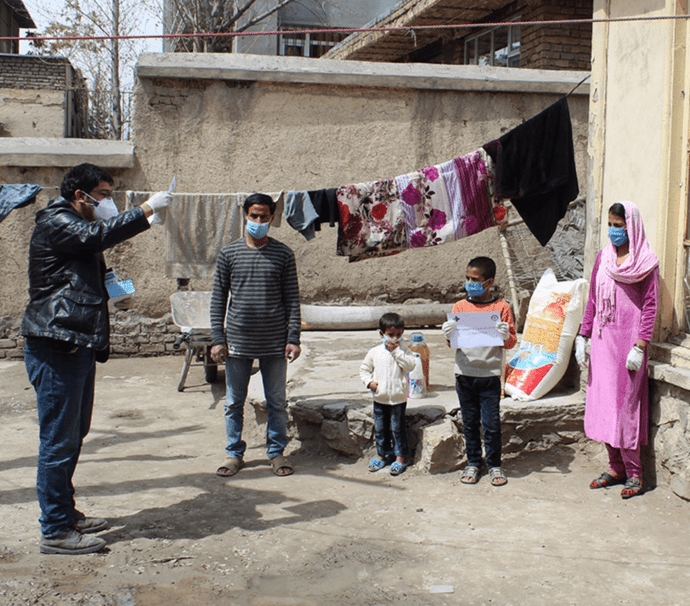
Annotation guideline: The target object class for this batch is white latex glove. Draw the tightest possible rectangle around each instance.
[496,321,510,341]
[625,345,644,371]
[442,320,455,340]
[145,190,172,213]
[575,335,587,367]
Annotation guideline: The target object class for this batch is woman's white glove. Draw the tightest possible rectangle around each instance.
[625,345,644,371]
[496,321,510,341]
[442,320,456,340]
[145,191,172,213]
[575,335,587,367]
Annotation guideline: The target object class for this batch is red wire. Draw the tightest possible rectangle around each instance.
[2,14,689,43]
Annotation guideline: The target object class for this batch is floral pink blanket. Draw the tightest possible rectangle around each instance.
[336,148,500,262]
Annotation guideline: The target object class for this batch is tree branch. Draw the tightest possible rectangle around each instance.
[234,0,299,33]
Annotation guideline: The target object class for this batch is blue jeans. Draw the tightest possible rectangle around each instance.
[224,356,288,460]
[24,338,96,538]
[455,375,502,468]
[373,402,407,459]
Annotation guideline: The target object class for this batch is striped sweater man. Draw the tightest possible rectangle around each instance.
[209,193,300,478]
[210,237,301,357]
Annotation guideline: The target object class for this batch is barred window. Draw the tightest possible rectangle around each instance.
[279,27,348,58]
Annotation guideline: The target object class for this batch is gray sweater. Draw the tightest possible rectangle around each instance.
[210,237,300,358]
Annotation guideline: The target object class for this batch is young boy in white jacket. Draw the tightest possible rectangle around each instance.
[360,313,417,476]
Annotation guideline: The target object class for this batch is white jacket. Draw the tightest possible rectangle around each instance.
[360,342,418,405]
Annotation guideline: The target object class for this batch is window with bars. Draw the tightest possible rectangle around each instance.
[279,28,348,58]
[464,21,521,67]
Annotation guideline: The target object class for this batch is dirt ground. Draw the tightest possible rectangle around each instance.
[1,331,689,606]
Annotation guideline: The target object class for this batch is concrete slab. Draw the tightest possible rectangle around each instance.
[0,137,135,168]
[136,52,591,95]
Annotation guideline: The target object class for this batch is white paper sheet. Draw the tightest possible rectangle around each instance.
[446,311,503,348]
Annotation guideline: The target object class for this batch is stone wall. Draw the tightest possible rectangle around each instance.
[0,313,185,360]
[648,364,690,501]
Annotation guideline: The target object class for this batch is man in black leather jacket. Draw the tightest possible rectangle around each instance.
[21,163,170,554]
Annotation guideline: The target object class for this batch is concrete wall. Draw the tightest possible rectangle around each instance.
[129,52,589,307]
[0,89,66,137]
[586,0,689,338]
[0,54,589,360]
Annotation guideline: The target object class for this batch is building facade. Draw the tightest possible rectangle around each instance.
[0,0,34,54]
[162,0,399,56]
[325,0,592,71]
[0,1,86,138]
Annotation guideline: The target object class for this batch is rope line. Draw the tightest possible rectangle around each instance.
[2,14,690,43]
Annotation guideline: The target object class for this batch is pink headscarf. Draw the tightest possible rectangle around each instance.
[596,201,659,334]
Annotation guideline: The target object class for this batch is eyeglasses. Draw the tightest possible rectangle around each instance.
[79,190,112,207]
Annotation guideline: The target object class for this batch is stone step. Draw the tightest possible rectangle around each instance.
[649,341,690,369]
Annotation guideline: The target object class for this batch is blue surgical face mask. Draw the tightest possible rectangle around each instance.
[465,280,487,298]
[608,226,628,247]
[381,335,403,346]
[247,219,270,239]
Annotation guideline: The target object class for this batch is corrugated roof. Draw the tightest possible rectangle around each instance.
[324,0,509,62]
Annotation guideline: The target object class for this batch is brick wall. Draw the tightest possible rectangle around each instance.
[404,0,592,72]
[0,55,71,91]
[520,0,593,71]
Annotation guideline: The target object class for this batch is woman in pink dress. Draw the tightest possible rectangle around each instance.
[575,201,659,499]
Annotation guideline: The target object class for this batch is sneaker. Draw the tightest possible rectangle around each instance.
[73,510,109,534]
[40,528,106,555]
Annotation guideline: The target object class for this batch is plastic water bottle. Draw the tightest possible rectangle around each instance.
[408,353,426,399]
[409,332,430,390]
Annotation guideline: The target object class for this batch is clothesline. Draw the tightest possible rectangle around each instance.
[10,97,578,283]
[2,14,690,43]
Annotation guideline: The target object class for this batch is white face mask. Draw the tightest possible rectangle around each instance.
[85,193,119,221]
[93,197,119,221]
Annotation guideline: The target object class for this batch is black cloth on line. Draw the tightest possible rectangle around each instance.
[308,188,339,230]
[483,97,578,246]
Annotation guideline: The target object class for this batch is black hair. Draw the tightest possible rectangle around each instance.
[243,193,276,215]
[467,256,496,281]
[609,202,626,220]
[379,312,405,333]
[60,163,113,202]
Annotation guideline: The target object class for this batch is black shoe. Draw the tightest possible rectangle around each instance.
[40,529,106,555]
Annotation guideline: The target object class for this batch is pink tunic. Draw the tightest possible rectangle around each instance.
[579,251,659,449]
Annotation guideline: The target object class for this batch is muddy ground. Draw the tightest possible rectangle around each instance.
[0,331,688,606]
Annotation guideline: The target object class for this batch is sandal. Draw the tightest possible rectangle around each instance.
[489,467,508,487]
[621,477,643,499]
[270,455,294,477]
[461,465,480,484]
[590,471,626,489]
[389,461,406,476]
[368,457,390,472]
[216,457,243,477]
